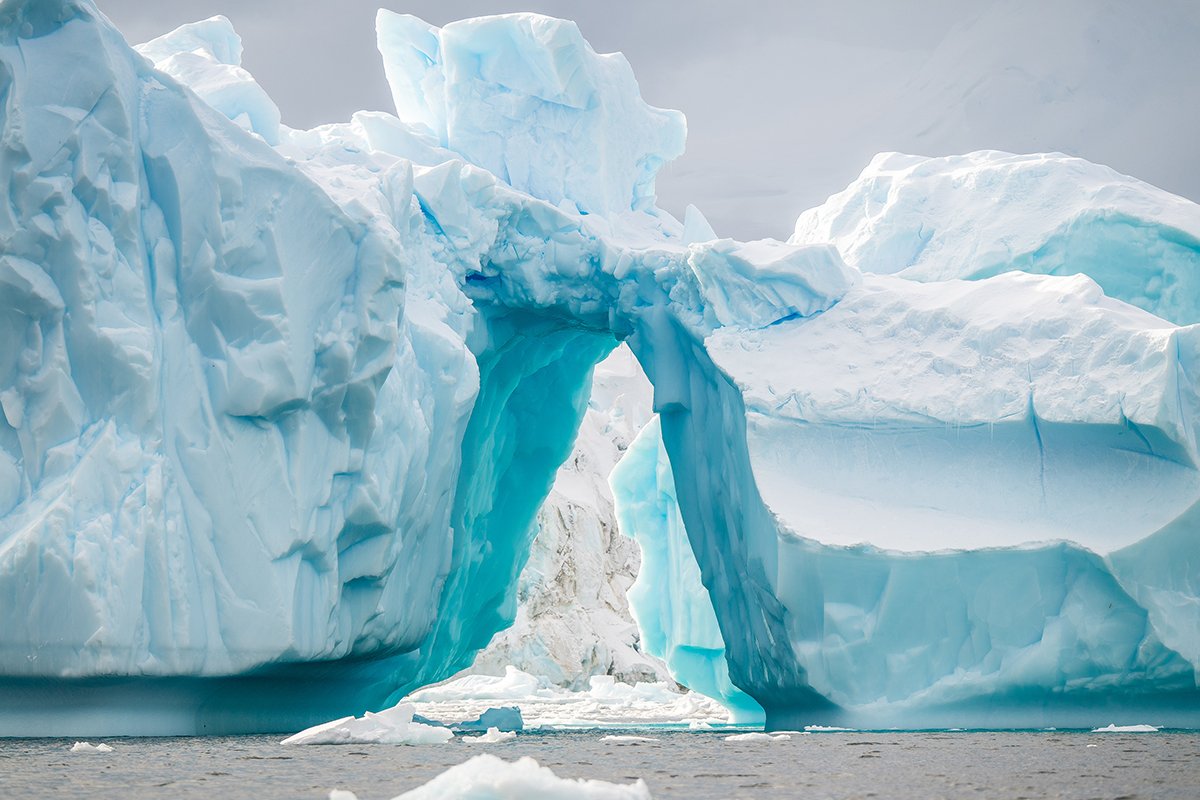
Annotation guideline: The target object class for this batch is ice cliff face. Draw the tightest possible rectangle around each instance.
[1,0,1199,735]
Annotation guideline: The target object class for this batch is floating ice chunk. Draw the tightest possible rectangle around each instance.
[463,727,516,744]
[282,704,454,745]
[135,16,281,144]
[723,733,791,743]
[329,792,359,800]
[392,755,653,799]
[791,150,1200,324]
[455,706,524,732]
[687,239,857,329]
[805,726,853,732]
[688,721,713,730]
[1091,724,1160,732]
[70,741,114,753]
[600,735,658,743]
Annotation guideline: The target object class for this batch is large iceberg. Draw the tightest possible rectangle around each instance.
[1,0,1198,735]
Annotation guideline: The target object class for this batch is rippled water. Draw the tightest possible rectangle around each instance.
[2,729,1198,799]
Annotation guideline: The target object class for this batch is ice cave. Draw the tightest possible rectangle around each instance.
[1,0,1199,735]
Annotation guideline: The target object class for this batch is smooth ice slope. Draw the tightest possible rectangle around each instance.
[791,151,1200,324]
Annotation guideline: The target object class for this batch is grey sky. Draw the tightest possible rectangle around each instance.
[97,0,1200,241]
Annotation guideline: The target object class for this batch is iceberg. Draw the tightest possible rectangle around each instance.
[1,0,1199,736]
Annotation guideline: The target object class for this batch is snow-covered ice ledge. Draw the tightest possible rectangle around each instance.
[0,0,1198,733]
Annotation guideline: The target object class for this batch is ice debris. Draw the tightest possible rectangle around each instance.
[70,741,114,753]
[600,735,658,743]
[404,666,729,729]
[282,704,454,745]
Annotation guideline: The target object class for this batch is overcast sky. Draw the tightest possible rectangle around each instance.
[98,0,1200,241]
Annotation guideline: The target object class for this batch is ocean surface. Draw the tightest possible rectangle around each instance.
[2,729,1198,799]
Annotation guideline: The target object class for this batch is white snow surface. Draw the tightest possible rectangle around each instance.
[281,704,454,746]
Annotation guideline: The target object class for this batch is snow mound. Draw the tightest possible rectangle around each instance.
[70,741,114,753]
[392,755,653,800]
[282,704,454,745]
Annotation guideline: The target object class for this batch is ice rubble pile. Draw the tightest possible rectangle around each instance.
[1,0,1199,735]
[402,665,728,729]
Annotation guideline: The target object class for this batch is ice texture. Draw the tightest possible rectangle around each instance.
[134,16,281,145]
[3,0,1200,735]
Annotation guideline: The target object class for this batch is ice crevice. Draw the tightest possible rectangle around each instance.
[0,0,1198,735]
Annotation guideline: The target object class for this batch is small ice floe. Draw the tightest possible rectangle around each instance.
[70,741,114,753]
[1087,744,1098,748]
[462,727,516,744]
[329,791,359,800]
[688,721,713,730]
[1091,724,1160,733]
[600,735,658,744]
[282,703,454,745]
[723,732,791,742]
[391,754,652,799]
[804,725,852,732]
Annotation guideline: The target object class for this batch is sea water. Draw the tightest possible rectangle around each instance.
[2,729,1197,798]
